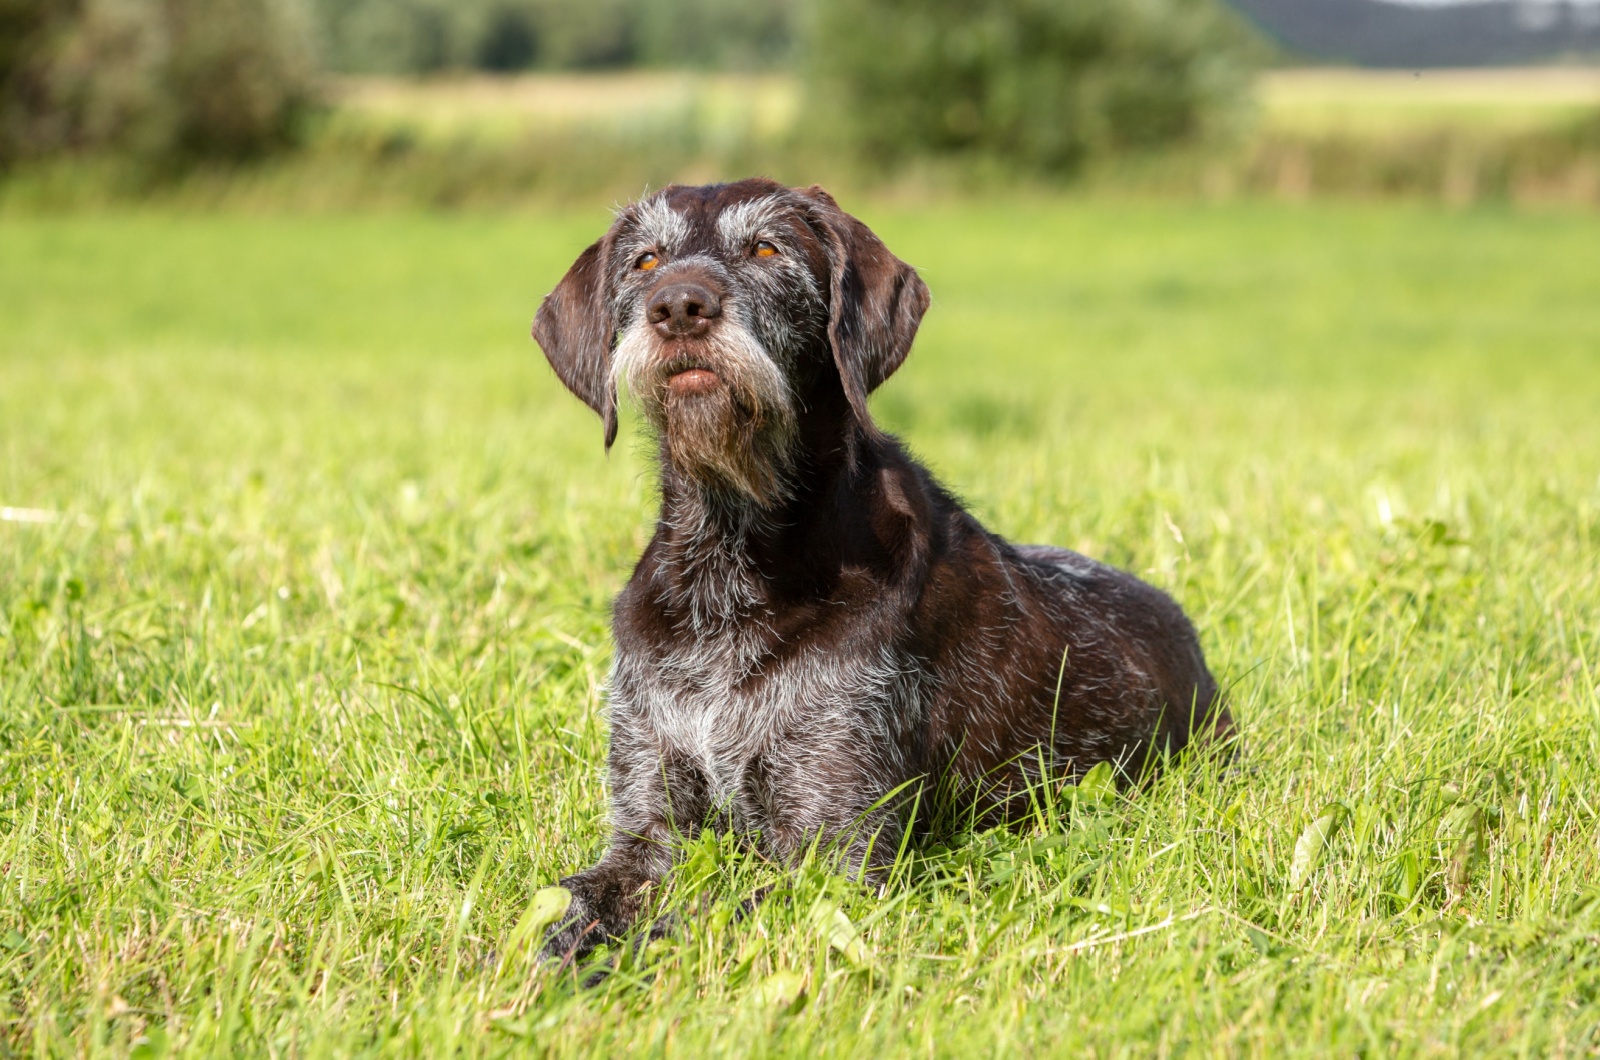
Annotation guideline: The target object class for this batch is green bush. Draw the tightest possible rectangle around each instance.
[631,0,796,71]
[808,0,1262,175]
[0,0,79,165]
[1,0,319,167]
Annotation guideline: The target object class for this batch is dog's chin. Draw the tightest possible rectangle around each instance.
[658,380,790,506]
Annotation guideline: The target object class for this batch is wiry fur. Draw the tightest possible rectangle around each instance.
[611,302,797,504]
[530,179,1232,963]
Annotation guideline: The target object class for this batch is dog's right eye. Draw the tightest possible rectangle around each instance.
[636,252,659,271]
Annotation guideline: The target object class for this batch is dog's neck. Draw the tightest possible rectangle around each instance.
[648,377,879,631]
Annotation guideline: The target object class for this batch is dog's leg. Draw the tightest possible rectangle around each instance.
[544,744,709,963]
[741,751,910,886]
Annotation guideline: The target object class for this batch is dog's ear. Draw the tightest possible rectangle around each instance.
[533,236,619,449]
[800,184,931,430]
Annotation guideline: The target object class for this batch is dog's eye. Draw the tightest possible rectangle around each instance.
[753,240,778,258]
[636,252,659,271]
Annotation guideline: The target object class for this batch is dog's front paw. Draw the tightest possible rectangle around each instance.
[541,878,606,964]
[542,867,651,964]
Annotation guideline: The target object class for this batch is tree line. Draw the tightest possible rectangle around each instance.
[1,0,1261,177]
[311,0,799,74]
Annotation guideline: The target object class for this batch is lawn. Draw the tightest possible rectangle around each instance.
[2,198,1599,1056]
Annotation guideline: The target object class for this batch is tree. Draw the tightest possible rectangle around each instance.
[1,0,319,166]
[808,0,1262,175]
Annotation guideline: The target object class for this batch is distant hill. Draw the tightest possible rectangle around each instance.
[1229,0,1600,66]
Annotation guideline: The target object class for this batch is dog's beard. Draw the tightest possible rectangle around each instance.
[611,318,797,506]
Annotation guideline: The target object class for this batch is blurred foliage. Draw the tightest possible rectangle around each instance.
[0,0,1269,180]
[0,0,319,167]
[9,0,1597,197]
[0,0,76,165]
[10,100,1600,212]
[808,0,1264,174]
[307,0,798,75]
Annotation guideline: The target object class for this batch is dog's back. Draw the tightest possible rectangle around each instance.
[818,433,1229,828]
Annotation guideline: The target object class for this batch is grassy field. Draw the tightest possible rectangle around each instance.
[3,198,1600,1056]
[331,73,801,145]
[1258,68,1600,134]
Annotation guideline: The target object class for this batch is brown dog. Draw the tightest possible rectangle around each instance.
[533,179,1229,960]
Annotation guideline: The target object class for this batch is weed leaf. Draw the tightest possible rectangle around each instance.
[811,899,872,968]
[1077,761,1118,804]
[749,970,809,1013]
[507,886,573,956]
[1442,804,1486,894]
[1289,803,1349,890]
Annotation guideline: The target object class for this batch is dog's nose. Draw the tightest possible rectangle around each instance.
[647,282,721,337]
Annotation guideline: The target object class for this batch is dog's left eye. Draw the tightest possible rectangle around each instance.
[753,240,778,258]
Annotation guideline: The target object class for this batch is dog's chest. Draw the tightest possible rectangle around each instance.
[614,628,906,799]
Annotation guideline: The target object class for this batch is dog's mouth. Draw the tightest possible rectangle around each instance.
[656,354,724,397]
[668,367,721,396]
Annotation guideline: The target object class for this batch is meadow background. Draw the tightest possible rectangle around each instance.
[4,1,1600,1054]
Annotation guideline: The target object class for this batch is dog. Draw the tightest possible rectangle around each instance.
[532,178,1230,961]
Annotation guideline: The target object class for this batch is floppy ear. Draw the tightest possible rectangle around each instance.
[800,185,931,430]
[532,237,619,449]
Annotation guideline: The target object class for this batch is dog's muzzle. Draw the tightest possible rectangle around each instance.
[610,287,798,502]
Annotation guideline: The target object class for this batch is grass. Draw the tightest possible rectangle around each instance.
[3,198,1600,1056]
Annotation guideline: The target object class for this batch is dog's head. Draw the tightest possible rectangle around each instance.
[533,179,930,504]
